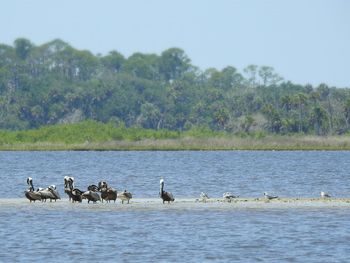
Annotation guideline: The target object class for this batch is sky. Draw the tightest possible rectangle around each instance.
[1,0,349,87]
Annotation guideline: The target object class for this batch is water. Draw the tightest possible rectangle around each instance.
[1,151,350,262]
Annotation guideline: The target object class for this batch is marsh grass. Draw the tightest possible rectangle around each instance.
[1,136,350,151]
[0,121,349,150]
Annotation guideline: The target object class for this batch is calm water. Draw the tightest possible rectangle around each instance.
[1,151,350,262]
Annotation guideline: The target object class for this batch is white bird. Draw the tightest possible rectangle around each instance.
[320,191,331,198]
[199,192,209,202]
[263,192,278,200]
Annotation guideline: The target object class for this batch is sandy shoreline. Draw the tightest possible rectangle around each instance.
[1,197,350,210]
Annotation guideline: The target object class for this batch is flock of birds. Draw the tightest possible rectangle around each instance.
[203,191,332,202]
[24,176,333,204]
[24,176,175,204]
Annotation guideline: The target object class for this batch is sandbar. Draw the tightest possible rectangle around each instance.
[1,197,350,211]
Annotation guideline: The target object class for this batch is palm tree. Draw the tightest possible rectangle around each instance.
[311,106,328,135]
[293,93,307,133]
[281,95,292,113]
[343,99,350,131]
[317,84,333,134]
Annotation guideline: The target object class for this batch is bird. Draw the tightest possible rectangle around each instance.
[263,192,278,200]
[223,192,238,202]
[64,176,74,201]
[87,184,99,192]
[37,187,56,202]
[118,190,132,204]
[320,191,331,198]
[199,192,210,202]
[82,188,101,203]
[48,185,61,201]
[159,178,175,204]
[36,184,61,202]
[71,188,84,203]
[98,181,117,203]
[24,177,42,202]
[64,177,83,203]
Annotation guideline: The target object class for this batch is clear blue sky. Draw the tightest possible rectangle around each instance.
[1,0,349,87]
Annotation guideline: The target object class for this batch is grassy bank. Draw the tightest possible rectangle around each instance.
[0,121,350,150]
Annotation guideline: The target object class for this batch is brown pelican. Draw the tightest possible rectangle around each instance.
[87,184,99,191]
[71,188,84,203]
[98,181,117,203]
[65,177,83,203]
[264,192,278,200]
[82,186,101,203]
[24,177,42,202]
[159,178,174,204]
[118,190,132,204]
[48,185,61,201]
[38,187,55,202]
[321,191,331,198]
[64,176,74,201]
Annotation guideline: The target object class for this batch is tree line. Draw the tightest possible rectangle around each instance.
[1,38,350,135]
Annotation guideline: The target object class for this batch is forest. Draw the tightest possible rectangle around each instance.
[1,38,350,136]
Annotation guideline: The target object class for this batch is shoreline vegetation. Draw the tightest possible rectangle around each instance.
[1,121,350,151]
[1,38,350,138]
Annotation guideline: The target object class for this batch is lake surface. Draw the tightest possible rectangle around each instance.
[1,151,350,262]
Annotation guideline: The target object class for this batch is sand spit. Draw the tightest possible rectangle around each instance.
[1,197,350,211]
